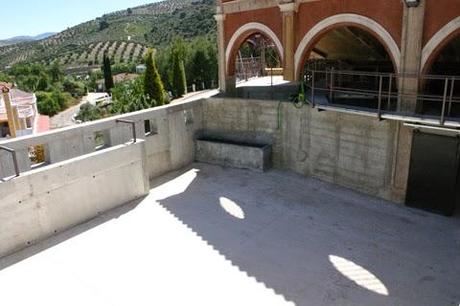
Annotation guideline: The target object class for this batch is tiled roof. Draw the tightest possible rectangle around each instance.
[10,88,35,105]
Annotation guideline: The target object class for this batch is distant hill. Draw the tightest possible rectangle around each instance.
[0,33,56,47]
[0,0,216,70]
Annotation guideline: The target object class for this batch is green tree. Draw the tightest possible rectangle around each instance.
[0,72,11,83]
[172,53,187,97]
[189,49,207,89]
[99,19,109,31]
[143,49,166,106]
[37,73,50,91]
[103,52,114,93]
[112,76,151,114]
[36,92,60,116]
[186,37,218,89]
[170,37,187,97]
[48,61,63,83]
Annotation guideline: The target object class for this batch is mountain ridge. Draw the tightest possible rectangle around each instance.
[0,0,216,70]
[0,33,57,47]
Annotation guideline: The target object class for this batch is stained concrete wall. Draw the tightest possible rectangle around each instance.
[196,139,271,171]
[202,98,397,201]
[0,141,149,258]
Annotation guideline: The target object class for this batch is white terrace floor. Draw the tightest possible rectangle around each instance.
[1,163,459,306]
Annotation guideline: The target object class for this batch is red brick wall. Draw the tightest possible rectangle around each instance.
[224,7,282,46]
[296,0,403,49]
[424,0,460,45]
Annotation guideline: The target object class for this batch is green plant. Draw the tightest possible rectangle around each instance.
[143,49,166,106]
[112,76,151,113]
[168,37,187,97]
[36,92,61,116]
[76,103,104,122]
[103,52,114,93]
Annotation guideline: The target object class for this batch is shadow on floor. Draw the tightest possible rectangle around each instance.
[156,163,460,306]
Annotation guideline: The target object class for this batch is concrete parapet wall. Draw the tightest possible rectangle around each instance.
[0,140,149,258]
[202,98,397,201]
[0,99,203,180]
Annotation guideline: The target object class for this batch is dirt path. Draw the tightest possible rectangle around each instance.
[50,96,88,129]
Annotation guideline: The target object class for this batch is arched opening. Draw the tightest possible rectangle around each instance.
[421,32,460,117]
[228,32,282,87]
[300,25,397,110]
[225,23,284,94]
[235,33,281,83]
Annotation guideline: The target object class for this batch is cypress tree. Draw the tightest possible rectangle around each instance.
[143,49,165,106]
[170,37,187,98]
[103,52,114,93]
[172,53,187,97]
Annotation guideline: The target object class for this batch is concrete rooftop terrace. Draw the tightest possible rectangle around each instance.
[1,163,459,306]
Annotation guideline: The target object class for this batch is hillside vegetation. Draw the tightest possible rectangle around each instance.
[0,0,216,69]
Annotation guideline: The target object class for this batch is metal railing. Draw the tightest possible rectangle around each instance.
[0,146,20,179]
[305,69,460,125]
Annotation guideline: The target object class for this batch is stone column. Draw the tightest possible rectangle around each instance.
[13,107,22,133]
[398,0,426,112]
[279,1,297,81]
[214,7,227,93]
[2,90,17,138]
[391,0,426,203]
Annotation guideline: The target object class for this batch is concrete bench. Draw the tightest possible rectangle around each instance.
[196,137,272,172]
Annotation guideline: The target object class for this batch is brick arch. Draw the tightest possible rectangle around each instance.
[225,22,284,76]
[294,14,401,77]
[421,17,460,75]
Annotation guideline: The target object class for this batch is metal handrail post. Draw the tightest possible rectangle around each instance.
[448,78,455,117]
[329,69,334,102]
[440,78,449,125]
[377,75,383,120]
[387,75,393,111]
[0,146,20,178]
[115,119,137,143]
[311,70,316,108]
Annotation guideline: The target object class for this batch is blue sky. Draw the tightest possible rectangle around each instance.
[0,0,159,39]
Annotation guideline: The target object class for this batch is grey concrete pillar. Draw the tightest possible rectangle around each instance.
[391,1,426,203]
[215,8,227,93]
[398,0,426,113]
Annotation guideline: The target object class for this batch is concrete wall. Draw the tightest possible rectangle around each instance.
[202,98,397,201]
[0,141,149,258]
[0,99,203,258]
[0,99,203,180]
[196,139,271,171]
[0,96,401,258]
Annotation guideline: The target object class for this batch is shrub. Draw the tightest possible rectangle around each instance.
[76,103,103,122]
[36,92,60,116]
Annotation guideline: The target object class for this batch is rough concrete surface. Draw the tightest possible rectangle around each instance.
[1,163,459,306]
[196,139,271,171]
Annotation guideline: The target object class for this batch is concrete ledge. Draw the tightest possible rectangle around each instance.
[0,140,149,258]
[196,138,272,171]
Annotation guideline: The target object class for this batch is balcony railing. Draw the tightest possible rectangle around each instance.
[305,69,460,127]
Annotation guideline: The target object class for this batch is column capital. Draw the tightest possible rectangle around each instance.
[278,1,298,13]
[214,13,226,22]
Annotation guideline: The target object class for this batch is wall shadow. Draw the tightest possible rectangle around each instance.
[156,163,460,306]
